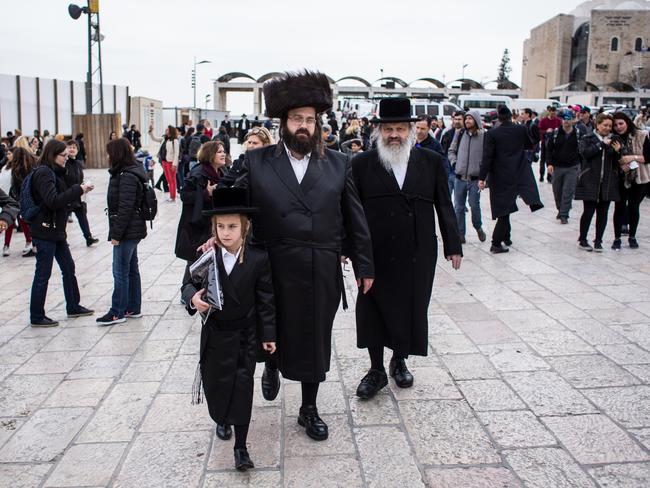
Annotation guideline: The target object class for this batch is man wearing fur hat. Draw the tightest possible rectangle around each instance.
[350,98,462,400]
[233,71,374,441]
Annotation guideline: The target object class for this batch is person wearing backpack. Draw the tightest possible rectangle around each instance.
[188,123,209,172]
[149,125,180,202]
[28,140,95,327]
[97,138,148,325]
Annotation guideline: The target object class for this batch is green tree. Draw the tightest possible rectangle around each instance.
[497,49,512,88]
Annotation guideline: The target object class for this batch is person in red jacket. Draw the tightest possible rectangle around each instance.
[538,106,562,183]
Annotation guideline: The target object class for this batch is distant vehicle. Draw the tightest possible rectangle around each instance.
[511,98,562,114]
[410,100,462,127]
[604,107,639,119]
[457,94,513,116]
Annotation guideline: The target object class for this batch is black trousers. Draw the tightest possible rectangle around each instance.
[614,182,648,239]
[491,215,511,246]
[579,200,611,243]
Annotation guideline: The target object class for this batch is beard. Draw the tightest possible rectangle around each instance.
[373,125,416,173]
[283,126,320,156]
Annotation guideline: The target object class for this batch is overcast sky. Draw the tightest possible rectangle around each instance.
[2,0,586,114]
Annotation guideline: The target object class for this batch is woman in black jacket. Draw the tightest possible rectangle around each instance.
[575,113,622,252]
[175,141,226,262]
[64,140,99,247]
[96,138,148,326]
[29,140,95,327]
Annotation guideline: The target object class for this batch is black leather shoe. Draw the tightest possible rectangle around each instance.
[234,448,254,471]
[216,423,232,441]
[261,365,280,401]
[298,405,328,441]
[490,244,509,254]
[356,369,388,399]
[504,239,513,246]
[67,306,94,318]
[476,228,487,242]
[389,358,414,388]
[86,236,99,247]
[30,317,59,328]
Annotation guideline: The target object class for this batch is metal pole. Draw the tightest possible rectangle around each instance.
[97,11,104,114]
[193,57,196,109]
[86,1,92,114]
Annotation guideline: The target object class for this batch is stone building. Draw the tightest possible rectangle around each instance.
[522,0,650,98]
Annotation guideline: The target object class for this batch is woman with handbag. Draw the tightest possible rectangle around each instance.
[149,125,180,202]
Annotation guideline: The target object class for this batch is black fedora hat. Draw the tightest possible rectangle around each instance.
[375,98,419,123]
[202,187,259,217]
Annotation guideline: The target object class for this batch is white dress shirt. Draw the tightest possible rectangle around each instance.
[221,247,241,275]
[390,160,408,189]
[284,144,311,184]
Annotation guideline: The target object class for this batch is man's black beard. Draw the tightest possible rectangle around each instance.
[284,127,319,156]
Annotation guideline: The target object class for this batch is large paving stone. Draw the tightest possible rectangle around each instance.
[562,318,629,345]
[284,455,363,488]
[548,355,640,388]
[132,338,183,361]
[40,326,107,352]
[399,400,499,465]
[0,373,63,417]
[43,378,113,407]
[441,353,500,380]
[78,382,158,442]
[349,392,400,426]
[430,333,479,354]
[589,462,650,488]
[0,463,52,488]
[516,328,595,356]
[425,467,520,488]
[202,471,281,487]
[119,359,172,382]
[44,442,127,487]
[160,354,198,393]
[14,350,85,375]
[458,379,526,411]
[479,343,551,372]
[113,431,210,488]
[582,386,650,428]
[283,414,355,457]
[140,393,214,432]
[389,366,462,400]
[455,320,519,344]
[504,447,596,488]
[0,407,92,462]
[355,425,424,488]
[503,371,597,416]
[478,410,556,448]
[283,381,346,415]
[66,355,130,379]
[597,344,650,365]
[543,414,649,464]
[88,331,147,356]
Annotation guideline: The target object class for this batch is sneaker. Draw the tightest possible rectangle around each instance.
[22,248,36,257]
[560,217,568,224]
[629,237,639,249]
[86,236,99,247]
[612,239,622,250]
[578,240,593,252]
[31,316,59,327]
[125,311,143,318]
[2,245,9,257]
[96,313,126,326]
[68,306,94,318]
[22,243,32,255]
[476,228,487,242]
[490,244,510,254]
[593,242,604,253]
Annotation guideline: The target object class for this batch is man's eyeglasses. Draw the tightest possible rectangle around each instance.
[288,115,317,126]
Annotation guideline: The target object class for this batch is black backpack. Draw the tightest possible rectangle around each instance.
[120,171,158,229]
[188,135,202,160]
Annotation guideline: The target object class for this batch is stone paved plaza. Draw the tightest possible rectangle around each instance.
[2,166,650,487]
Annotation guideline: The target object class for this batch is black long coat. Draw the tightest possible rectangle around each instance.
[351,148,462,357]
[175,163,221,261]
[182,245,276,425]
[574,132,621,202]
[235,144,374,382]
[107,165,148,242]
[480,121,544,219]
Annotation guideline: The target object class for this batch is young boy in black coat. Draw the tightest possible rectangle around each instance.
[182,187,276,471]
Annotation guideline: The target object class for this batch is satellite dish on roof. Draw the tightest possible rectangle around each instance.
[68,4,83,20]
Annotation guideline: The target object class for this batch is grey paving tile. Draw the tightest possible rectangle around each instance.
[348,392,400,425]
[283,381,346,415]
[478,410,556,448]
[67,355,130,379]
[441,353,500,379]
[284,455,363,488]
[140,393,214,432]
[630,427,650,450]
[424,467,520,488]
[132,338,182,361]
[597,344,650,365]
[0,463,52,488]
[284,414,355,457]
[455,320,519,344]
[389,366,461,400]
[430,333,479,354]
[43,378,113,407]
[0,373,64,417]
[44,442,127,487]
[504,447,596,488]
[88,331,147,356]
[549,355,641,388]
[589,462,650,488]
[119,360,172,382]
[202,471,282,488]
[40,326,107,352]
[458,379,526,411]
[582,386,650,428]
[14,350,85,375]
[479,343,551,372]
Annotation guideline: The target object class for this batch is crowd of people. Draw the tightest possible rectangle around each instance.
[1,69,649,472]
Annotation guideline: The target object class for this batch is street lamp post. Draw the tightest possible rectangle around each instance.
[461,63,469,81]
[192,57,211,108]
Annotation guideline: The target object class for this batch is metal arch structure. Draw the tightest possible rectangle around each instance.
[217,72,257,83]
[375,76,408,88]
[450,78,485,89]
[409,78,446,88]
[335,76,372,87]
[257,72,284,83]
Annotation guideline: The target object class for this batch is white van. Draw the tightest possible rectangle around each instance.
[410,100,462,127]
[512,98,562,114]
[457,94,513,116]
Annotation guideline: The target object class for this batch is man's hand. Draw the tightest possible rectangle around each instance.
[111,239,120,246]
[478,180,486,190]
[356,278,374,294]
[612,141,622,152]
[198,237,216,253]
[0,219,8,233]
[80,182,94,194]
[191,288,210,313]
[446,255,462,270]
[547,165,554,176]
[262,342,276,354]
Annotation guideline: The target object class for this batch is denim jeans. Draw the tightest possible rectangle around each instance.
[453,178,482,237]
[447,172,455,198]
[551,165,578,219]
[109,239,142,318]
[30,238,81,322]
[71,203,91,239]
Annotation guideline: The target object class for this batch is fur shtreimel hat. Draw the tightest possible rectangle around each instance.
[263,70,333,118]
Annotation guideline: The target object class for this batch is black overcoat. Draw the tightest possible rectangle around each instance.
[235,144,374,382]
[351,148,462,357]
[182,245,276,425]
[574,132,621,202]
[479,121,544,219]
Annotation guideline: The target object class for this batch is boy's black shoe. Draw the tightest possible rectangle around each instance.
[593,242,604,253]
[261,365,280,401]
[31,317,59,328]
[298,405,328,441]
[356,369,388,399]
[86,237,99,247]
[578,240,593,252]
[504,239,512,246]
[560,217,568,224]
[477,228,487,242]
[490,244,509,254]
[629,237,639,249]
[612,239,622,250]
[68,306,94,318]
[389,358,414,388]
[234,448,254,471]
[216,423,232,441]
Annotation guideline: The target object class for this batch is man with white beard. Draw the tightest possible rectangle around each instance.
[348,98,462,399]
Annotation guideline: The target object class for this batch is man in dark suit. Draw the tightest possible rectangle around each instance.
[236,114,251,144]
[350,98,462,400]
[234,71,374,441]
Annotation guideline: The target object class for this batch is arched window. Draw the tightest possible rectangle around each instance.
[635,37,643,52]
[611,37,619,52]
